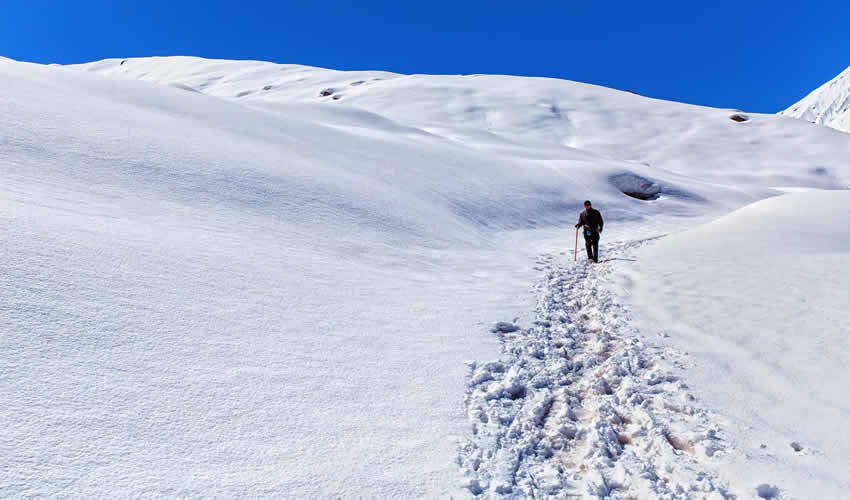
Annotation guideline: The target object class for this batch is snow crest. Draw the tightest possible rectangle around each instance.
[459,240,731,498]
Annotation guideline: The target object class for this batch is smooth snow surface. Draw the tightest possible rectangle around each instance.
[2,55,849,498]
[610,190,850,499]
[76,57,850,193]
[781,66,850,134]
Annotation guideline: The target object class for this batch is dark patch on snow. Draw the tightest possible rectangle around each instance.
[467,479,485,495]
[623,191,657,201]
[609,173,662,201]
[756,483,781,499]
[504,383,527,400]
[664,431,694,453]
[730,113,750,123]
[120,59,127,66]
[319,88,335,97]
[263,85,273,91]
[350,80,365,86]
[790,441,803,452]
[491,322,520,334]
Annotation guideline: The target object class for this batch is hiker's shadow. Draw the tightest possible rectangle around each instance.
[598,258,637,263]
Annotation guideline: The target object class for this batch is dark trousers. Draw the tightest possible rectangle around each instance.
[584,231,599,261]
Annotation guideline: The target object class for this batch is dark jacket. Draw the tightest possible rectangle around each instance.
[576,208,603,234]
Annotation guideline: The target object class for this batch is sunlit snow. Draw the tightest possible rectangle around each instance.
[2,56,849,498]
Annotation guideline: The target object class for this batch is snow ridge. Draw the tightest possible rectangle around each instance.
[74,57,850,192]
[460,240,731,498]
[781,66,850,133]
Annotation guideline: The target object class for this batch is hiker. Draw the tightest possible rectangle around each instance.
[575,200,603,263]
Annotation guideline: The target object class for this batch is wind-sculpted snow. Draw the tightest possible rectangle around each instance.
[460,241,732,498]
[75,57,850,191]
[2,55,850,497]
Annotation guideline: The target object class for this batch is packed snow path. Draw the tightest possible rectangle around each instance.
[460,239,733,498]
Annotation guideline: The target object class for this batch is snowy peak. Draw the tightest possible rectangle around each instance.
[781,66,850,133]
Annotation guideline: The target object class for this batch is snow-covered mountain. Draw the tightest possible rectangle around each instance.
[781,66,850,133]
[75,57,850,193]
[2,55,849,498]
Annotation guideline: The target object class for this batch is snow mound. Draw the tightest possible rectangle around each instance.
[780,66,850,133]
[612,190,850,499]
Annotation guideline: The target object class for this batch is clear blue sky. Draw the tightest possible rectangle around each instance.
[2,1,848,112]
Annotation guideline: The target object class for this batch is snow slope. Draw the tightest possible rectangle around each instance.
[2,55,849,497]
[609,190,850,499]
[76,57,850,193]
[781,66,850,133]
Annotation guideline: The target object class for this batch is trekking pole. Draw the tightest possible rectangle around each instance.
[574,227,579,261]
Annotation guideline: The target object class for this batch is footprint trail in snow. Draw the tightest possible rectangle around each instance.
[459,239,733,499]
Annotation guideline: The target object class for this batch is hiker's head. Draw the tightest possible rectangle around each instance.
[584,200,592,209]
